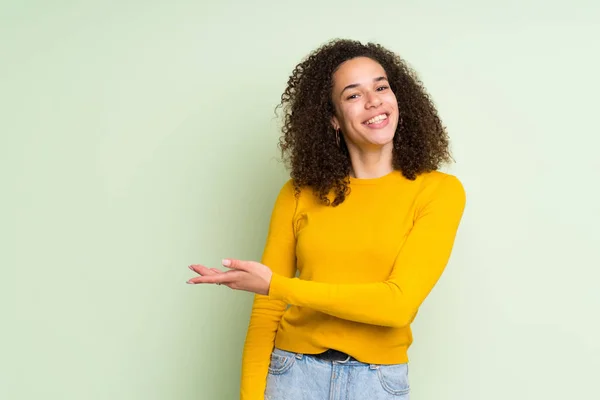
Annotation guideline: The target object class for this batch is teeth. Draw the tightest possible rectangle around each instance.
[366,114,387,124]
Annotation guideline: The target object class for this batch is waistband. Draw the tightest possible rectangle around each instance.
[308,349,356,362]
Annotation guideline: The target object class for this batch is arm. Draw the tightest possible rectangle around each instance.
[267,175,466,328]
[240,181,297,400]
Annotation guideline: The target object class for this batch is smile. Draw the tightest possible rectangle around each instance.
[364,113,388,125]
[363,113,390,129]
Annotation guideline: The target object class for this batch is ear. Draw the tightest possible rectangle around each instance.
[330,115,340,131]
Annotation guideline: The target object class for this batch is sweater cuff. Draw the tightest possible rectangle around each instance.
[268,273,291,302]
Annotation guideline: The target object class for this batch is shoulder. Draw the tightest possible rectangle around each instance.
[414,170,466,207]
[416,170,464,191]
[276,179,321,206]
[274,179,297,203]
[274,179,311,207]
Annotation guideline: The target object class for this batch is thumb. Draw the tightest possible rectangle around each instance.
[222,258,250,271]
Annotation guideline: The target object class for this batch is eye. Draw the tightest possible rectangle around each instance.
[376,85,389,91]
[346,93,360,100]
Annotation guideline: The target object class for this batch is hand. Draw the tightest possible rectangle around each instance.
[187,259,273,296]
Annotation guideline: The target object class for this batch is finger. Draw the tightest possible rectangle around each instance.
[221,258,251,272]
[187,271,239,286]
[189,265,223,276]
[187,270,242,285]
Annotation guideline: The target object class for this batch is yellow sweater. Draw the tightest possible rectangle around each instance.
[240,170,466,399]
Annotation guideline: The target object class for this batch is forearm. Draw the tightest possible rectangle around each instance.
[240,296,287,399]
[268,274,434,328]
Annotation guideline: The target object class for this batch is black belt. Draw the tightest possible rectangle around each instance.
[310,349,355,362]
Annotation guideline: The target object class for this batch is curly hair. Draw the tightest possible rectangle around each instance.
[277,38,452,206]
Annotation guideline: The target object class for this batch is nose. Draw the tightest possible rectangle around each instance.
[365,90,383,108]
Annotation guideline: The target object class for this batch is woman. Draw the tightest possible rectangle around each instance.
[187,39,466,400]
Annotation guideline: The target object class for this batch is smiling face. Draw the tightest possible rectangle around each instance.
[330,57,399,152]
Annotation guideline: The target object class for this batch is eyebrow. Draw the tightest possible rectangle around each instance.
[340,76,389,97]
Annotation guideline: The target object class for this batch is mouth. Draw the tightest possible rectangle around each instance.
[363,113,390,128]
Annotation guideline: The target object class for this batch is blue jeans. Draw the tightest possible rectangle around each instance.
[265,348,410,400]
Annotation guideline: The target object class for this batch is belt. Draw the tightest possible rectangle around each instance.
[310,349,356,362]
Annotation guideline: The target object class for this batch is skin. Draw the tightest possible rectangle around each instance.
[330,57,399,179]
[187,57,400,294]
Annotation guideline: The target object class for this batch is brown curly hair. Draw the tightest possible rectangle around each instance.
[277,38,452,206]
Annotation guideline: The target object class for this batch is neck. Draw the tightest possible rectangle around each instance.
[347,142,394,179]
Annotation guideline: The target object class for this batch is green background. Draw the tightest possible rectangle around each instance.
[2,1,598,399]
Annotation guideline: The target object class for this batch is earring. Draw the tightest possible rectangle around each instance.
[335,128,340,147]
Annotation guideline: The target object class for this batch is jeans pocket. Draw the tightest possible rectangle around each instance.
[267,349,296,375]
[376,364,410,396]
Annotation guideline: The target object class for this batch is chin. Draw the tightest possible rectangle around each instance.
[366,132,395,146]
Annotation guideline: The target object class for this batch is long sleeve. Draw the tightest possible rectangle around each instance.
[268,175,466,328]
[240,181,297,400]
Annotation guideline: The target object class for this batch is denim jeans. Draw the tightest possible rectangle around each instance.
[265,348,410,400]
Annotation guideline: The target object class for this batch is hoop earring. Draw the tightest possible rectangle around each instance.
[335,129,341,147]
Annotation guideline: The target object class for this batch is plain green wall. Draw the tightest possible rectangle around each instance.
[2,1,599,399]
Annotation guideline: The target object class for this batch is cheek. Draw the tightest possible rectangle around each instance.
[390,96,400,113]
[385,93,399,109]
[340,104,363,127]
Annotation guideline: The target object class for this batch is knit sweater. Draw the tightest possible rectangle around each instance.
[240,170,466,399]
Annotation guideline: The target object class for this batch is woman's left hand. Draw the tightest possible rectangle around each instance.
[187,259,273,296]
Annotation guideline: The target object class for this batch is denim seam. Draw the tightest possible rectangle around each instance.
[376,367,410,396]
[268,354,296,375]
